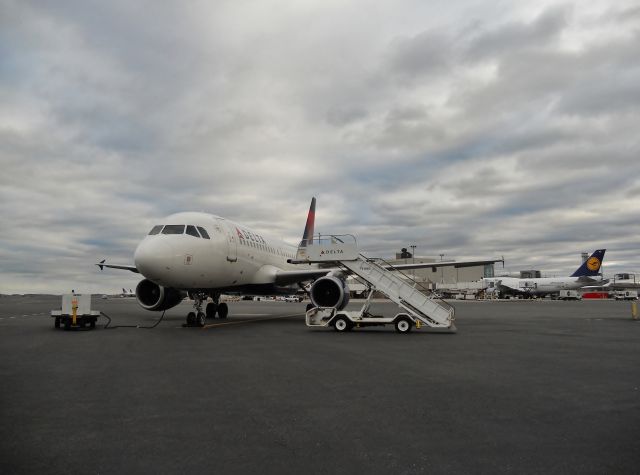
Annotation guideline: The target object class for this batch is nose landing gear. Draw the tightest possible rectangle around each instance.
[186,311,205,326]
[185,292,230,327]
[186,292,208,327]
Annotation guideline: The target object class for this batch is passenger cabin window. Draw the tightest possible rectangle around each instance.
[197,226,210,239]
[186,225,200,238]
[148,225,163,235]
[162,225,185,235]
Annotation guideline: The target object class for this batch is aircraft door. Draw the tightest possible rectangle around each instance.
[224,222,238,262]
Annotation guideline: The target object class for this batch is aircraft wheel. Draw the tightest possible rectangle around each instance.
[197,312,206,327]
[217,303,228,319]
[333,315,352,332]
[206,302,217,319]
[395,316,413,334]
[186,312,196,326]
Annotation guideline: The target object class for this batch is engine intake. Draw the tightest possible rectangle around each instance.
[310,275,350,309]
[135,279,185,311]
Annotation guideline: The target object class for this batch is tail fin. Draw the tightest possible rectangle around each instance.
[299,197,316,247]
[570,249,606,277]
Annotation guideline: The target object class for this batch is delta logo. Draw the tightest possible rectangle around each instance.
[320,249,344,255]
[587,257,601,271]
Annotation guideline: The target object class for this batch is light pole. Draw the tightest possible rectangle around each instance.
[410,245,416,278]
[439,253,445,283]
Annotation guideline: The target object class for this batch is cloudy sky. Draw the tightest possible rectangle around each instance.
[1,0,639,294]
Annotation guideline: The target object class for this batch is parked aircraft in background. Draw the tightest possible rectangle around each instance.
[483,249,606,298]
[98,198,502,326]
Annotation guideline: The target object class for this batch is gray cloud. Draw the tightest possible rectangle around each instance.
[1,0,639,293]
[464,6,570,60]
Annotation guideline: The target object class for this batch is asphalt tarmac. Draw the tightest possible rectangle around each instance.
[1,295,639,474]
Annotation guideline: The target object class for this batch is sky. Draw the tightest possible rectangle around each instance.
[1,0,639,294]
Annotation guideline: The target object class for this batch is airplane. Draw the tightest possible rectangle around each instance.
[98,197,503,326]
[483,249,606,298]
[121,288,135,298]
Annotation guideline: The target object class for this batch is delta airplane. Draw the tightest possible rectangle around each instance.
[483,249,606,298]
[98,198,502,326]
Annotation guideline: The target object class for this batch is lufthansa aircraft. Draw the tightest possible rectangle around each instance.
[98,198,501,326]
[483,249,606,298]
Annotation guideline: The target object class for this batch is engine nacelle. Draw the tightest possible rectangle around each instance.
[310,275,350,310]
[135,279,185,311]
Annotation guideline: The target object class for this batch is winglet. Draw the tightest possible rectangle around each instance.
[570,249,606,277]
[95,261,140,274]
[299,197,316,247]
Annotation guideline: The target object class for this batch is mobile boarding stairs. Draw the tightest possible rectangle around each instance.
[295,235,456,333]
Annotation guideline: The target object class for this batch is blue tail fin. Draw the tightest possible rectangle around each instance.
[570,249,606,277]
[299,197,316,247]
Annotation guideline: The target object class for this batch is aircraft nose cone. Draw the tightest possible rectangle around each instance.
[134,239,174,279]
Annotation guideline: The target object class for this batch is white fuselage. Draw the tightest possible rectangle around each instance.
[134,212,303,291]
[484,276,602,296]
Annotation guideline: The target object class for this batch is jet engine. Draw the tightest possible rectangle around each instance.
[135,279,185,311]
[309,275,350,309]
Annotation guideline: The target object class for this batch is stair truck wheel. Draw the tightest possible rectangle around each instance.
[333,315,352,332]
[306,303,315,312]
[394,316,413,334]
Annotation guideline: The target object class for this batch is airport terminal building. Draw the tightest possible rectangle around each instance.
[388,254,495,285]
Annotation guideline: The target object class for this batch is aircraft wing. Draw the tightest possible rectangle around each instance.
[577,275,603,283]
[384,258,504,271]
[96,260,140,274]
[273,268,333,286]
[96,255,504,284]
[492,279,520,292]
[274,258,504,286]
[580,278,609,288]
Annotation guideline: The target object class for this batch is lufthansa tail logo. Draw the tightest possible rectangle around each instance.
[586,257,601,271]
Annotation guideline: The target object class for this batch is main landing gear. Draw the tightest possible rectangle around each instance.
[205,300,228,320]
[185,292,229,327]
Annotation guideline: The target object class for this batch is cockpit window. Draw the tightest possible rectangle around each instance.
[197,226,210,239]
[162,225,185,235]
[148,225,163,235]
[186,225,200,238]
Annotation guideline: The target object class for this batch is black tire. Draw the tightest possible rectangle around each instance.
[206,302,218,319]
[306,303,315,312]
[64,319,71,330]
[333,315,352,332]
[54,317,60,329]
[197,312,206,327]
[186,312,196,325]
[395,316,413,334]
[90,320,96,329]
[217,303,228,319]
